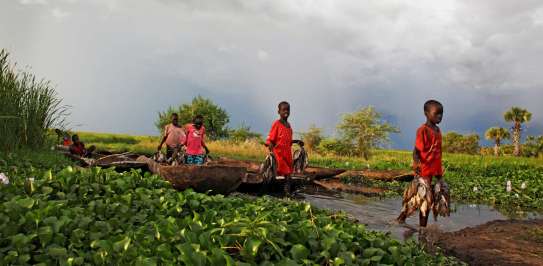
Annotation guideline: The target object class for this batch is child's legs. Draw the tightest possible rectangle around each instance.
[419,211,429,227]
[283,174,291,195]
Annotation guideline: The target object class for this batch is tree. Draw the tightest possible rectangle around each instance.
[504,107,532,156]
[155,96,230,140]
[523,135,543,157]
[442,132,480,155]
[300,124,324,152]
[228,123,262,143]
[485,127,510,156]
[337,106,400,160]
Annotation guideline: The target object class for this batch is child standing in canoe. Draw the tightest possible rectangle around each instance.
[157,113,187,160]
[397,100,444,227]
[184,115,210,165]
[265,101,304,196]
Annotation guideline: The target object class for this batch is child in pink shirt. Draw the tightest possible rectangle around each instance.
[184,115,209,165]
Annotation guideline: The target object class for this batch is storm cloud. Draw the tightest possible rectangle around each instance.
[1,0,542,148]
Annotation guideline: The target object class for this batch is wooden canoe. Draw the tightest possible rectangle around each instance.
[207,158,345,182]
[137,156,245,194]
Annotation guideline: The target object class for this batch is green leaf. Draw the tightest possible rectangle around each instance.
[44,169,53,180]
[362,247,380,258]
[113,236,131,252]
[38,226,53,245]
[41,186,54,195]
[333,257,345,266]
[16,198,35,209]
[48,246,68,258]
[244,238,262,258]
[290,244,310,261]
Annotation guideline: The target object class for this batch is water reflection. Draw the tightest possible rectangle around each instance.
[300,188,541,241]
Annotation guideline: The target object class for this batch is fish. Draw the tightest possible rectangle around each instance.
[293,146,309,174]
[400,177,433,218]
[432,178,450,221]
[260,152,277,184]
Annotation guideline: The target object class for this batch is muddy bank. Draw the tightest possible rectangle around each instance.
[435,219,543,266]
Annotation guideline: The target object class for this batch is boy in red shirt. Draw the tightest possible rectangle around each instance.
[397,100,443,227]
[184,115,209,165]
[265,101,304,196]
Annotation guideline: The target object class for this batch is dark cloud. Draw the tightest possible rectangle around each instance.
[1,0,542,149]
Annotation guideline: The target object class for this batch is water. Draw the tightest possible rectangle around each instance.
[299,188,541,241]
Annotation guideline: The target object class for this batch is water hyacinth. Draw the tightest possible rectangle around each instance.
[0,173,9,185]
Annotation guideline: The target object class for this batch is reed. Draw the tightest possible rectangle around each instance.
[0,49,67,151]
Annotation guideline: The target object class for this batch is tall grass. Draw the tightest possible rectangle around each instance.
[0,49,67,151]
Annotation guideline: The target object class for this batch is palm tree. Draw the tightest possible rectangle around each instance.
[504,107,532,156]
[485,127,510,156]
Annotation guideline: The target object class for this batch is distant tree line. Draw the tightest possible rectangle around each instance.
[158,97,541,159]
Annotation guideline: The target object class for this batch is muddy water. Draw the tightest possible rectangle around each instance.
[299,188,542,241]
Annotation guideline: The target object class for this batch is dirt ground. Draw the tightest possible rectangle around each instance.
[434,219,543,266]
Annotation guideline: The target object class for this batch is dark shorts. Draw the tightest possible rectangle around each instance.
[186,154,205,165]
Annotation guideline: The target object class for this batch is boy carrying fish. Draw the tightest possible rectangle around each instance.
[397,99,449,227]
[265,101,304,196]
[184,115,210,165]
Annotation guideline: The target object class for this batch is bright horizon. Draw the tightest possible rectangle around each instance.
[1,0,542,149]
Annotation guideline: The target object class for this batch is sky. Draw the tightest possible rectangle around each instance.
[1,0,542,149]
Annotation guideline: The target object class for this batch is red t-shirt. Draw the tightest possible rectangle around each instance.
[184,124,205,155]
[415,123,443,178]
[70,142,86,157]
[266,120,293,176]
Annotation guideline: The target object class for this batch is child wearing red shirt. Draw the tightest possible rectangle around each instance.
[265,101,304,196]
[397,100,444,227]
[184,115,209,165]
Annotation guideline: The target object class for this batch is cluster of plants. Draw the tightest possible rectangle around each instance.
[308,107,400,160]
[0,50,67,151]
[443,161,543,212]
[442,132,480,155]
[0,162,462,265]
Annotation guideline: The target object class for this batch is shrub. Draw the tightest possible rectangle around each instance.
[442,132,480,155]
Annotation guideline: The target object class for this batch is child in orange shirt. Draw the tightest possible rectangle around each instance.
[265,101,304,196]
[397,100,444,227]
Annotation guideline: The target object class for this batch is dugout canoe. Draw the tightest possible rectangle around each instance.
[136,156,245,194]
[207,158,346,181]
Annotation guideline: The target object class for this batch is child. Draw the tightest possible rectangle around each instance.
[69,134,96,158]
[184,115,209,165]
[397,100,443,227]
[157,113,187,160]
[265,101,304,196]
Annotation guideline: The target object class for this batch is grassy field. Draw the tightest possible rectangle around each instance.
[76,131,543,214]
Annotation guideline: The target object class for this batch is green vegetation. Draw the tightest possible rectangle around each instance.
[336,106,400,159]
[504,106,532,156]
[155,96,230,140]
[442,132,480,155]
[228,123,263,143]
[0,151,461,265]
[523,135,543,158]
[0,49,67,151]
[300,125,324,152]
[484,127,510,156]
[74,131,543,213]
